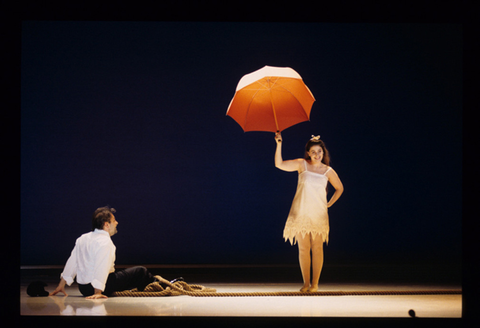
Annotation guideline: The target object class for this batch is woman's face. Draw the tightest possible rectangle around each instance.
[308,145,324,163]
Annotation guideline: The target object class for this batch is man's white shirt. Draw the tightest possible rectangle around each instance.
[61,229,116,291]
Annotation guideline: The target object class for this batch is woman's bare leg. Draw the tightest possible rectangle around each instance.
[296,233,311,292]
[309,234,324,292]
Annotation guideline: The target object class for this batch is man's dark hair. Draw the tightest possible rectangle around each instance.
[92,206,116,231]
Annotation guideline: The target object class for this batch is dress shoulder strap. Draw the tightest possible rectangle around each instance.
[303,159,308,171]
[324,167,332,174]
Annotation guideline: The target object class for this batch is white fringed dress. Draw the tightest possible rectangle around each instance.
[283,160,330,245]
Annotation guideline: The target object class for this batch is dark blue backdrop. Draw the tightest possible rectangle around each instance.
[21,22,462,266]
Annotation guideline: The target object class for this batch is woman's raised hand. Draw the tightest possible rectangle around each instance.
[275,132,282,144]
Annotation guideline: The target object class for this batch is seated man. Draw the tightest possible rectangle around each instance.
[50,206,179,299]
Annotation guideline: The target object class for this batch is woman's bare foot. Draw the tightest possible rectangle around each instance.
[300,285,309,292]
[308,285,318,292]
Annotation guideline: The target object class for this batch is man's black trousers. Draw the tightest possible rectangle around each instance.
[78,266,155,297]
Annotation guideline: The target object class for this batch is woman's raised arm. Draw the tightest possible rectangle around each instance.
[274,133,303,172]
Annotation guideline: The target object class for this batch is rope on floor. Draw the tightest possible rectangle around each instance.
[112,275,462,297]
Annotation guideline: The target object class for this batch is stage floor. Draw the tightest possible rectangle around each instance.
[21,281,461,318]
[20,263,462,319]
[20,265,462,318]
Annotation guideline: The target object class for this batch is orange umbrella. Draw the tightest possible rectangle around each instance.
[226,66,315,133]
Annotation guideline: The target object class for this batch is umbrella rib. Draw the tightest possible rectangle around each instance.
[242,77,280,91]
[275,83,311,118]
[243,80,269,91]
[243,88,263,129]
[268,77,280,89]
[257,76,279,90]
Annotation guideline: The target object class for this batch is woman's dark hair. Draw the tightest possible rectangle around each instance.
[92,206,116,231]
[304,138,330,166]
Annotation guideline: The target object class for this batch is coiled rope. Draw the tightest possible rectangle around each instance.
[112,275,462,297]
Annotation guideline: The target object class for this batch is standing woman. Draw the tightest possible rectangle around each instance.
[275,133,343,292]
